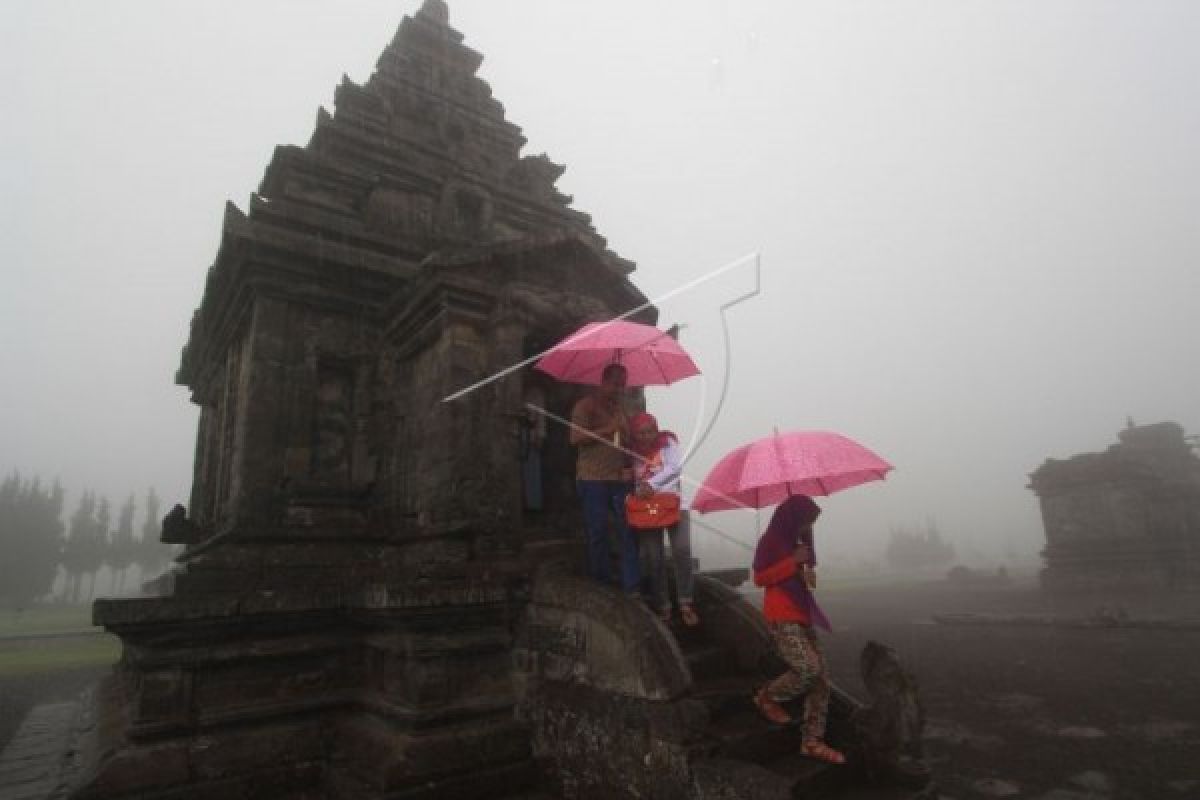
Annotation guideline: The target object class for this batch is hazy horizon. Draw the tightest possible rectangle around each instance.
[3,1,1197,572]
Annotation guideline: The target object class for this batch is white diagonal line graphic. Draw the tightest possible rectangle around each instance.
[526,403,758,552]
[441,251,760,403]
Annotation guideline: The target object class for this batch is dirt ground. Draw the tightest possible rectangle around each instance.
[816,580,1200,800]
[3,583,1199,800]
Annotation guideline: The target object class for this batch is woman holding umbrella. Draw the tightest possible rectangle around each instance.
[692,429,893,765]
[752,494,844,764]
[628,411,700,626]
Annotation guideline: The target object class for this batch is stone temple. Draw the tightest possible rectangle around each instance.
[1029,420,1200,593]
[73,4,930,798]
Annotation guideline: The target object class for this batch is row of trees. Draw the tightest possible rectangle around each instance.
[0,473,178,609]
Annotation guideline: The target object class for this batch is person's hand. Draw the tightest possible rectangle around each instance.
[636,481,653,499]
[794,543,813,566]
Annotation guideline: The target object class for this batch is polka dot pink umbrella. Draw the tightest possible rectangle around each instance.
[691,430,893,513]
[535,319,700,387]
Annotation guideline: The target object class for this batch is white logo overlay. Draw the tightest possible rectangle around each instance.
[441,252,766,552]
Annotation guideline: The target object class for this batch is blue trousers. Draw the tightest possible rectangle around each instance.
[577,480,639,592]
[521,447,543,511]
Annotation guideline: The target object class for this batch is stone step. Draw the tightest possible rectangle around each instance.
[662,615,710,646]
[760,750,847,799]
[691,675,759,720]
[684,642,736,681]
[707,707,801,765]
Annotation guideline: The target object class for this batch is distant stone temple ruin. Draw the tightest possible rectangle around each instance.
[74,4,929,798]
[1029,421,1200,593]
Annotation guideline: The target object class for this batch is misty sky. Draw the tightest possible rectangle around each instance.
[2,1,1197,569]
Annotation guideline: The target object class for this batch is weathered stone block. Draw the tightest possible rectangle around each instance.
[134,668,192,734]
[189,720,323,782]
[77,741,190,798]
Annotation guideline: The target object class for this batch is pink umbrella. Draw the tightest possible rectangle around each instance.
[691,430,893,513]
[535,319,701,387]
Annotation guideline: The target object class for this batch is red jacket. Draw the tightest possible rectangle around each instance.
[753,556,810,624]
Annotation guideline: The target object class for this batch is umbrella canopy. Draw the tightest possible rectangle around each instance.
[535,319,700,387]
[692,430,893,513]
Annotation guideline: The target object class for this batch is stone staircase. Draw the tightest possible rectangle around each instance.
[514,569,933,799]
[670,586,934,800]
[672,618,847,798]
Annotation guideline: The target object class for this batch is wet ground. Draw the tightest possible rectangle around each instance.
[815,580,1200,800]
[0,656,107,757]
[3,583,1199,800]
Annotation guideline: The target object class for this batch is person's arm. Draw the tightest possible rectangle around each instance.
[646,440,682,493]
[753,556,798,587]
[803,565,817,589]
[799,526,818,588]
[633,457,653,496]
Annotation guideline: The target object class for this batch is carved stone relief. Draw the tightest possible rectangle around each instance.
[364,187,435,237]
[313,363,354,481]
[284,178,359,213]
[437,182,493,239]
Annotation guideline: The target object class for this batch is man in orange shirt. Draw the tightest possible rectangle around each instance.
[752,495,845,765]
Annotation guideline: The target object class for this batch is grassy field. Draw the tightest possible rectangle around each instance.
[0,605,98,637]
[0,636,119,677]
[0,605,117,678]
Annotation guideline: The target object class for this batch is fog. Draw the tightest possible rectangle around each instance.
[2,1,1197,572]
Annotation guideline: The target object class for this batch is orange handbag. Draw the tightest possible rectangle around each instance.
[625,492,682,529]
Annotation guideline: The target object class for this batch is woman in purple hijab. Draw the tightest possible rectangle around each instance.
[751,495,844,764]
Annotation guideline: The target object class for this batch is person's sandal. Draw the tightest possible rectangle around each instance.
[680,604,700,627]
[753,687,792,725]
[800,740,846,765]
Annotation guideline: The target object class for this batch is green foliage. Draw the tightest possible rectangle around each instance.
[62,490,100,603]
[5,476,180,605]
[109,494,138,594]
[136,487,178,581]
[142,488,160,544]
[0,473,65,609]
